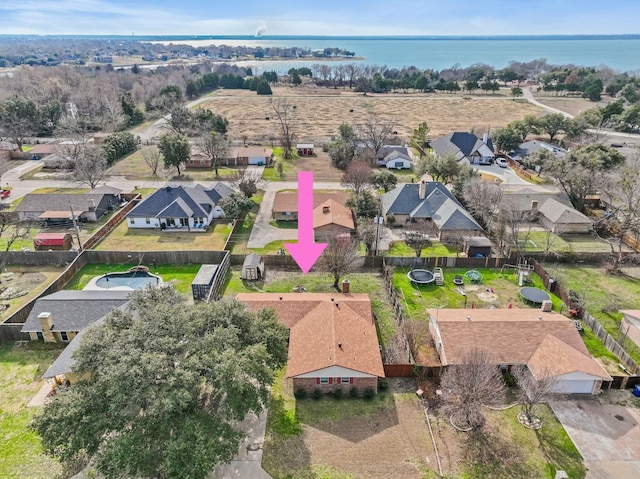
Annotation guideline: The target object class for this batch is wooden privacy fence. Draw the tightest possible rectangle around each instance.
[383,364,415,377]
[81,195,141,250]
[204,251,231,302]
[582,312,639,375]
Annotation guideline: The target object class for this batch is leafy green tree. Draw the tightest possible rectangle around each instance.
[159,133,190,176]
[537,113,567,142]
[166,105,192,135]
[510,87,523,98]
[452,163,479,198]
[256,80,273,95]
[464,80,479,93]
[32,287,288,479]
[328,123,356,169]
[414,152,461,185]
[102,132,139,166]
[262,71,278,83]
[511,115,539,142]
[492,127,521,153]
[373,170,398,192]
[219,192,254,219]
[193,108,228,135]
[480,80,500,94]
[0,95,40,151]
[410,121,430,152]
[346,190,379,219]
[120,92,144,127]
[290,70,302,86]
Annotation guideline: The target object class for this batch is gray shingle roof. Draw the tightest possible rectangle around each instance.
[42,320,98,378]
[15,193,117,214]
[378,145,410,160]
[499,189,572,213]
[510,140,566,161]
[430,132,494,160]
[243,253,263,267]
[125,184,233,219]
[538,198,591,225]
[21,290,130,333]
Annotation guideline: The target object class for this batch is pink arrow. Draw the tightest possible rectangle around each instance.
[285,171,327,274]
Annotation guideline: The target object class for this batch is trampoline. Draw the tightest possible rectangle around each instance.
[520,287,550,305]
[464,270,482,283]
[407,269,435,284]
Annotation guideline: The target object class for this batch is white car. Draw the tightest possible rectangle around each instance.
[496,158,508,168]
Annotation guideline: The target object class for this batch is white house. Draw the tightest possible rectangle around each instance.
[430,132,495,165]
[125,183,234,231]
[376,145,413,169]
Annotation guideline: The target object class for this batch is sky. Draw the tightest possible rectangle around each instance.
[1,0,639,36]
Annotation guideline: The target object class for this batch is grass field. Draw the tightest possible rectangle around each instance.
[520,232,619,254]
[0,342,64,479]
[200,86,544,144]
[387,241,460,257]
[94,221,232,251]
[64,263,201,295]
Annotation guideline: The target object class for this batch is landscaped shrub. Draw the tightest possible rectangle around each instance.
[333,388,343,400]
[294,388,307,400]
[312,388,323,400]
[349,386,359,398]
[378,379,389,392]
[363,387,375,401]
[502,372,515,388]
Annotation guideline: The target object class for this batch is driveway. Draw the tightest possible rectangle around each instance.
[472,163,530,185]
[549,393,640,479]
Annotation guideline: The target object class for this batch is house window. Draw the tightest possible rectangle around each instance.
[36,332,44,341]
[341,377,351,384]
[394,161,403,168]
[285,211,292,216]
[145,218,151,225]
[180,218,188,227]
[319,377,329,385]
[60,331,68,341]
[129,218,135,225]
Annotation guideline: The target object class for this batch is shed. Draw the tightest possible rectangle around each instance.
[241,254,265,280]
[296,144,314,156]
[463,236,492,257]
[191,264,219,301]
[33,233,73,251]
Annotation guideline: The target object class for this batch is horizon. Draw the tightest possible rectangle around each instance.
[3,34,640,39]
[1,0,639,36]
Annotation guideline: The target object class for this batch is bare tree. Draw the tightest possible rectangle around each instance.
[498,206,534,258]
[271,98,299,159]
[512,365,558,426]
[73,146,109,189]
[318,237,362,289]
[341,160,373,194]
[540,223,566,260]
[141,146,162,178]
[404,220,439,257]
[358,115,396,166]
[231,168,261,198]
[463,178,504,233]
[356,217,377,256]
[0,213,33,273]
[440,348,506,430]
[197,131,231,177]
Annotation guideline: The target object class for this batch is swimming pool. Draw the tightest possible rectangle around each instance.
[85,270,162,291]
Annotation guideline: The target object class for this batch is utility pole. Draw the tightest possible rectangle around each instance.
[69,203,83,254]
[374,210,382,257]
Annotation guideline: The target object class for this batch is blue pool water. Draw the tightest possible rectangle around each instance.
[95,271,161,289]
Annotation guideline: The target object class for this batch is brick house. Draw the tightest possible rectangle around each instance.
[237,293,385,394]
[313,199,355,242]
[272,191,349,221]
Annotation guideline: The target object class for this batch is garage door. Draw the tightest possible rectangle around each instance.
[555,380,594,394]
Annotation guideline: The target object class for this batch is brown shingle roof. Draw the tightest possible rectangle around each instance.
[273,191,349,214]
[313,199,354,230]
[233,146,273,158]
[237,293,384,378]
[429,308,610,380]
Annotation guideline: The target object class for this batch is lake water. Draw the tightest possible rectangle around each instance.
[148,35,640,74]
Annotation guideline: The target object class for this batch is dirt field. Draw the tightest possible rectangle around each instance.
[201,86,544,144]
[0,266,63,320]
[534,95,614,117]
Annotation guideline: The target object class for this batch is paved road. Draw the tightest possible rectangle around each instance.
[522,87,574,118]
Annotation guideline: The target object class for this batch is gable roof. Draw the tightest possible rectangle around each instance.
[313,199,354,230]
[382,183,482,231]
[499,188,572,213]
[234,146,273,158]
[243,253,263,267]
[273,191,349,214]
[430,132,494,160]
[236,293,384,378]
[42,318,102,378]
[22,290,130,333]
[125,184,233,219]
[510,140,566,161]
[378,145,411,160]
[15,193,117,214]
[538,198,591,225]
[429,308,610,380]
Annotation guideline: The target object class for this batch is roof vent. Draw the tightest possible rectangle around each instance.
[322,205,330,213]
[338,342,343,349]
[279,296,283,300]
[466,315,471,321]
[335,302,339,307]
[538,315,543,321]
[331,297,334,301]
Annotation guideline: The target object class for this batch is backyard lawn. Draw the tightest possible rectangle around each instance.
[94,221,232,251]
[0,343,63,479]
[64,263,202,295]
[387,241,460,257]
[519,232,621,254]
[222,270,397,348]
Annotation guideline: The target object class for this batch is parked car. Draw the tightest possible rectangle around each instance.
[0,190,11,199]
[496,158,508,168]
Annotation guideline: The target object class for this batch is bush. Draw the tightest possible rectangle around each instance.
[349,386,359,399]
[257,80,273,95]
[502,372,515,388]
[294,388,307,400]
[333,388,343,400]
[312,388,323,400]
[378,379,389,392]
[363,387,375,401]
[386,214,396,225]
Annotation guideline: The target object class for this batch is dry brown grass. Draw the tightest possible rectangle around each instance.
[201,86,544,144]
[534,95,614,117]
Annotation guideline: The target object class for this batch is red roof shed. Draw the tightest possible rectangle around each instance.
[33,233,73,251]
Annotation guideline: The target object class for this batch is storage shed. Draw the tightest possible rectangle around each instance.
[191,264,219,301]
[463,236,492,257]
[241,254,265,280]
[296,144,314,156]
[33,233,73,251]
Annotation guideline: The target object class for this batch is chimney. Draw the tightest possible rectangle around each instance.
[482,132,489,144]
[88,198,96,211]
[342,279,350,294]
[531,200,538,210]
[419,180,426,199]
[322,204,330,213]
[38,312,56,342]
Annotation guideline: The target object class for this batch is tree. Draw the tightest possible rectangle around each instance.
[356,217,378,256]
[358,115,396,166]
[318,237,362,289]
[192,109,228,135]
[403,220,438,256]
[120,92,144,127]
[231,168,260,197]
[341,160,373,194]
[158,133,190,176]
[102,132,138,166]
[0,95,39,151]
[537,114,567,142]
[290,70,302,86]
[512,365,558,427]
[219,192,254,219]
[256,80,273,95]
[521,147,555,175]
[439,348,506,430]
[32,287,288,479]
[346,190,379,219]
[462,178,504,233]
[510,86,523,99]
[141,146,163,177]
[414,152,461,185]
[328,123,357,170]
[166,105,192,135]
[511,115,539,142]
[373,170,398,192]
[545,143,626,213]
[492,127,521,153]
[197,131,231,177]
[451,163,479,197]
[0,213,33,272]
[271,99,299,159]
[410,122,430,153]
[73,146,109,189]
